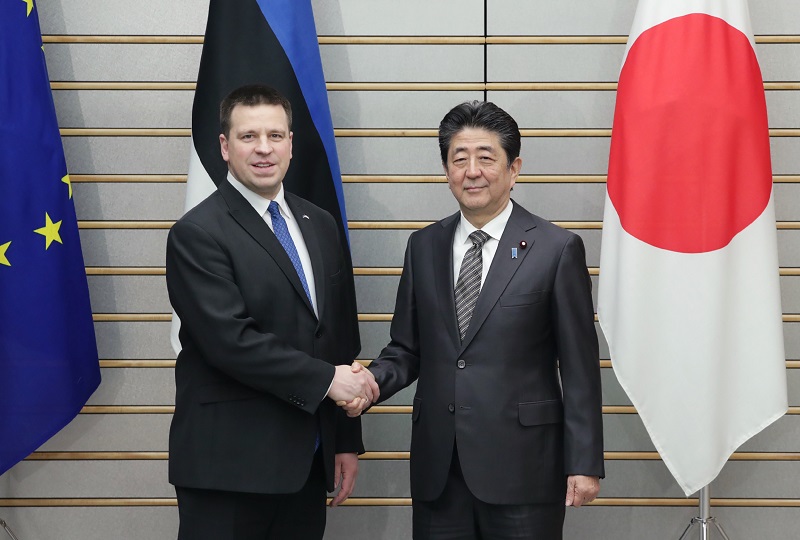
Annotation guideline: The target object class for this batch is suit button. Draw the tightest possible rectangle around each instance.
[315,330,322,338]
[457,359,466,369]
[448,403,455,413]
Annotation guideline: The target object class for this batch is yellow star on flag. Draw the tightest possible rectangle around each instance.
[23,0,33,17]
[34,213,63,249]
[0,241,10,266]
[62,174,73,198]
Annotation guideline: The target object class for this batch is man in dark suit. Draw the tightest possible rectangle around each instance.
[353,101,604,539]
[166,84,378,540]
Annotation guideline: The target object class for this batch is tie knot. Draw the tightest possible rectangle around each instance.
[267,200,280,218]
[469,230,490,248]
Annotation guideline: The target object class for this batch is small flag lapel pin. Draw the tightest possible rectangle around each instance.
[511,248,518,259]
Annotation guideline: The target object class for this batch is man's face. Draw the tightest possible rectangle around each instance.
[220,103,293,199]
[444,127,521,227]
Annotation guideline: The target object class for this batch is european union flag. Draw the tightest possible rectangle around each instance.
[0,1,100,476]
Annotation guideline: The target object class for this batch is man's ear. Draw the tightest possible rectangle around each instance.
[219,134,229,162]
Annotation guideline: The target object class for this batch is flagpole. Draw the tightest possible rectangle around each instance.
[0,518,20,540]
[677,486,731,540]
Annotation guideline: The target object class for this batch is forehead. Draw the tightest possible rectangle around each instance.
[229,103,289,131]
[447,127,503,155]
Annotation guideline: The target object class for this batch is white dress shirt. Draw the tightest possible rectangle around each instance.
[452,200,514,287]
[227,174,319,318]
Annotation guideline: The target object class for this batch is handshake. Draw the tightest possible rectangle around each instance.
[328,362,379,417]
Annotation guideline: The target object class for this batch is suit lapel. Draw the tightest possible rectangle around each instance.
[459,202,537,352]
[219,181,316,317]
[287,194,325,321]
[433,212,461,351]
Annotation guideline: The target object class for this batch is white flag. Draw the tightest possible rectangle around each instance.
[597,0,787,495]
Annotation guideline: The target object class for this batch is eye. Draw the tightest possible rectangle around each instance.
[241,133,254,140]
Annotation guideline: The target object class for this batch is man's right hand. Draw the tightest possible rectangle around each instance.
[328,363,379,406]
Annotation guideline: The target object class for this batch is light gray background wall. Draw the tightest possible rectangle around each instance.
[1,0,799,538]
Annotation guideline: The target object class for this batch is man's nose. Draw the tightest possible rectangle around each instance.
[255,136,272,153]
[465,158,481,178]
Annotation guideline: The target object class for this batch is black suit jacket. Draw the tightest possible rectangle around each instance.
[369,201,604,505]
[166,180,362,494]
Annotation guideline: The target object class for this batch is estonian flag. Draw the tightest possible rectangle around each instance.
[0,0,101,476]
[597,0,787,495]
[172,0,351,353]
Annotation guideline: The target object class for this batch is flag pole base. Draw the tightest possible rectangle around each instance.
[677,486,731,540]
[0,518,20,540]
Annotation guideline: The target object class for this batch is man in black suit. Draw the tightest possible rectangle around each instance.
[352,101,604,539]
[166,84,378,540]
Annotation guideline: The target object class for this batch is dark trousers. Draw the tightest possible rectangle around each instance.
[413,446,565,540]
[176,452,326,540]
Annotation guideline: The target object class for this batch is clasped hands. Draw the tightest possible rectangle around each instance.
[328,362,378,417]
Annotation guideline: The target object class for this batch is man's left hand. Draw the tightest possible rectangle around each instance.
[329,452,359,507]
[565,475,600,507]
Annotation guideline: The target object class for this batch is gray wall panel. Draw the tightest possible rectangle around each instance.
[45,44,201,82]
[53,90,194,129]
[489,90,617,129]
[488,44,626,82]
[314,0,483,36]
[781,276,800,313]
[38,0,208,35]
[565,507,800,539]
[329,90,483,129]
[774,183,800,220]
[321,45,485,83]
[63,137,190,174]
[324,507,413,540]
[73,183,185,221]
[0,460,173,498]
[361,414,411,452]
[349,460,409,498]
[0,507,178,540]
[772,135,800,175]
[520,137,611,174]
[785,323,800,360]
[358,321,392,360]
[777,230,800,267]
[350,230,412,268]
[355,275,400,314]
[95,321,175,359]
[88,275,170,313]
[39,415,172,452]
[88,368,175,406]
[79,229,168,267]
[489,0,800,36]
[767,91,800,128]
[487,0,636,36]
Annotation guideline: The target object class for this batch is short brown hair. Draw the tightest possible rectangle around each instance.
[219,84,292,137]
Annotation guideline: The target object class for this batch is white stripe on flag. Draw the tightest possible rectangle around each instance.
[170,138,218,355]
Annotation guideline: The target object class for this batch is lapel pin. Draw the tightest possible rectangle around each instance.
[511,247,518,259]
[519,240,527,249]
[302,214,310,220]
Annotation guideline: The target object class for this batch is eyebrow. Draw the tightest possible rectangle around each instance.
[452,144,496,154]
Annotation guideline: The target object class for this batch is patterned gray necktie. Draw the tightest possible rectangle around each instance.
[455,230,490,341]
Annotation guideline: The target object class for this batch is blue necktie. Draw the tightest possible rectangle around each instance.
[268,201,319,452]
[267,201,312,306]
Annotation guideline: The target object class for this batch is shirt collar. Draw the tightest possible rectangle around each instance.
[456,200,514,245]
[226,173,291,220]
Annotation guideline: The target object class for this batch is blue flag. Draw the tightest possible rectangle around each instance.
[0,1,101,476]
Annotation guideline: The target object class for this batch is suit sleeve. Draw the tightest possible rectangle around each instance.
[368,234,422,402]
[166,218,335,414]
[552,234,605,478]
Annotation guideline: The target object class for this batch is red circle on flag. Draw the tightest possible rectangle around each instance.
[607,14,772,253]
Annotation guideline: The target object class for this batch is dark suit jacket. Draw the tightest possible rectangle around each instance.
[369,201,604,505]
[166,179,362,495]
